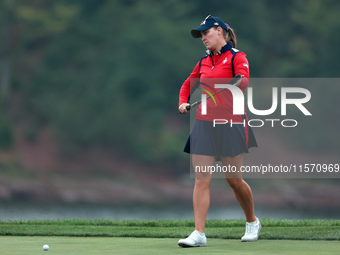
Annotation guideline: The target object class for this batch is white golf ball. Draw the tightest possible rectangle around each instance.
[43,244,49,251]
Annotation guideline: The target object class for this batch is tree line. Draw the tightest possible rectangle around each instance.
[0,0,339,165]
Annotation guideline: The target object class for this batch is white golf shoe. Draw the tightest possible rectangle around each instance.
[178,230,207,247]
[241,217,261,242]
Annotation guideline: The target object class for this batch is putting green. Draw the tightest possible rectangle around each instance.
[1,236,339,255]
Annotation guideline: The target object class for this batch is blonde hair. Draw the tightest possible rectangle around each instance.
[223,28,237,48]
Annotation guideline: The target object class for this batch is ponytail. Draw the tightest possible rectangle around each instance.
[223,28,237,48]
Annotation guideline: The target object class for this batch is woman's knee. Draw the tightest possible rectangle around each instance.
[226,178,244,190]
[195,177,212,188]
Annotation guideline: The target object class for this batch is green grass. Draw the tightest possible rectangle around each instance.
[0,219,339,240]
[1,236,339,255]
[0,220,339,255]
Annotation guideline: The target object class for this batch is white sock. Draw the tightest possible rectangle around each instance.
[247,217,258,224]
[195,230,205,236]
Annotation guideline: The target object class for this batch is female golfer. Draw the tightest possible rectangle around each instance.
[178,15,260,247]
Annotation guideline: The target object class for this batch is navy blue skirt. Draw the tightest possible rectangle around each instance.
[184,119,257,158]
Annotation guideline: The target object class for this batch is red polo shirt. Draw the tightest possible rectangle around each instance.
[179,42,250,122]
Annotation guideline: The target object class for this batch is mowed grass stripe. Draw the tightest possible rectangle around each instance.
[1,219,340,227]
[1,237,340,255]
[0,219,339,240]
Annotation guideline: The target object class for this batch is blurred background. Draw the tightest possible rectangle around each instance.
[0,0,339,220]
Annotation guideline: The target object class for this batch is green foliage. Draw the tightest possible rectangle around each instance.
[1,0,339,163]
[0,115,13,149]
[15,0,201,162]
[0,161,37,178]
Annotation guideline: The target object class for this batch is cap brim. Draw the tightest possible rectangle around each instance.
[191,25,212,38]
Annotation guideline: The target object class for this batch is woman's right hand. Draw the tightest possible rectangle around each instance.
[178,103,190,114]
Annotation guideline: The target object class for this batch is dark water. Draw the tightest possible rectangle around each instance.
[0,202,338,220]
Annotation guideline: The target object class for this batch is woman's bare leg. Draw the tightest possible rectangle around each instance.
[222,154,256,222]
[192,154,216,233]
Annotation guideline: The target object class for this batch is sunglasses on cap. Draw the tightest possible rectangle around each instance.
[201,15,230,31]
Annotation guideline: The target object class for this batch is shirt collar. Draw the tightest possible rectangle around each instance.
[206,42,233,55]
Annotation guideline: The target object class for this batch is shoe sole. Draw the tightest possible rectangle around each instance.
[241,237,258,242]
[178,243,207,248]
